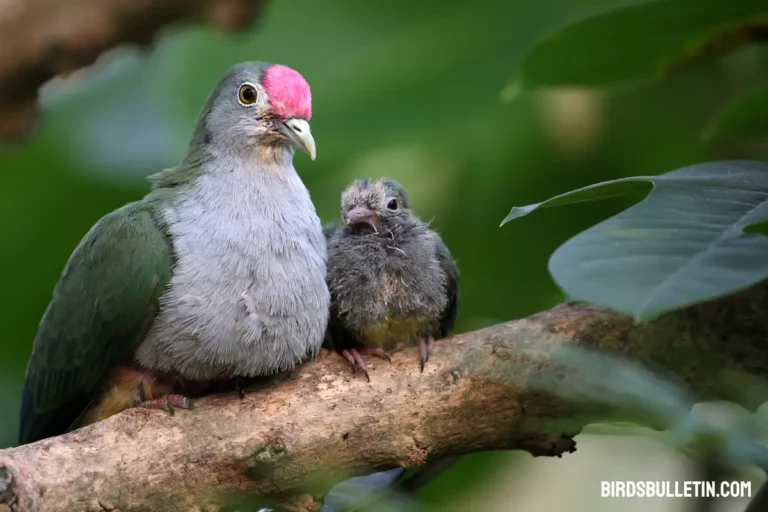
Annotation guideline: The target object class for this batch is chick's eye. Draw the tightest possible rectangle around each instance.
[238,84,258,105]
[387,198,399,211]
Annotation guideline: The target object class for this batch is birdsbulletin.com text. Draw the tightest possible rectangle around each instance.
[601,481,751,498]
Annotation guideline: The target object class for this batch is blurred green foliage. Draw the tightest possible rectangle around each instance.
[2,0,768,509]
[704,83,768,141]
[514,0,768,89]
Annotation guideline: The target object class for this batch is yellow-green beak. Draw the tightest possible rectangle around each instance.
[277,118,316,161]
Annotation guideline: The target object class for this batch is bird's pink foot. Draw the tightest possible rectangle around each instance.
[361,347,393,363]
[340,348,392,382]
[137,394,194,415]
[418,337,436,373]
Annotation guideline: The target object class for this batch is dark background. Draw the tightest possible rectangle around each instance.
[1,0,766,509]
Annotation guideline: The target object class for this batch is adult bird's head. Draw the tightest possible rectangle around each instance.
[192,61,316,164]
[340,178,412,235]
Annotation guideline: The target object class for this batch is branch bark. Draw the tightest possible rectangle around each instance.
[3,286,768,512]
[0,0,265,141]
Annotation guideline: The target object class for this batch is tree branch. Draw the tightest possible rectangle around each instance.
[3,286,768,512]
[0,0,265,141]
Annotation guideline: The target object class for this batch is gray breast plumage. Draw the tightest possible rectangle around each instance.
[327,223,448,343]
[136,167,330,381]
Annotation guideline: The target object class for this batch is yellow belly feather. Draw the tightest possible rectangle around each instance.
[363,315,431,350]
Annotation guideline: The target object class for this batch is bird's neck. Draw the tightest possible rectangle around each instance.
[187,138,296,171]
[255,143,296,169]
[206,153,304,195]
[148,141,305,205]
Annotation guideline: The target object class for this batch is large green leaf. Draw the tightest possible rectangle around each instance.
[703,82,768,141]
[502,161,768,321]
[516,0,768,89]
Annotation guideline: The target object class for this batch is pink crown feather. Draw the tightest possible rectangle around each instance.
[262,65,312,120]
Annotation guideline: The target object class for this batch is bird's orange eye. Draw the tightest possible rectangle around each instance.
[238,84,258,105]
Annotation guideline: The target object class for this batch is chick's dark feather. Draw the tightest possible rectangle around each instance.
[436,237,460,337]
[323,179,459,370]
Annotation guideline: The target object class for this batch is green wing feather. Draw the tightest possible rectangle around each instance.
[19,200,173,444]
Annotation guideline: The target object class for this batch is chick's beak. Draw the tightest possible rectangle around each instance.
[346,206,381,232]
[276,118,316,161]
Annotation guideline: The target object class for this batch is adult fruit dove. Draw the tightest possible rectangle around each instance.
[19,61,330,444]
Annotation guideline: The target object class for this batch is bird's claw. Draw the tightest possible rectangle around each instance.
[366,348,393,363]
[418,337,436,373]
[235,378,247,399]
[339,348,392,382]
[342,349,370,381]
[137,394,194,415]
